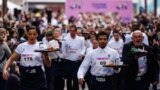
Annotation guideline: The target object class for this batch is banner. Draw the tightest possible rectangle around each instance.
[65,0,133,23]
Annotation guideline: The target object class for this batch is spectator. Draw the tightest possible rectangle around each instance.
[0,28,12,90]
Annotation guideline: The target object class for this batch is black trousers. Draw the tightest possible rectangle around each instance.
[84,67,91,90]
[44,66,52,90]
[123,75,150,90]
[6,73,20,90]
[64,59,81,90]
[19,66,47,90]
[0,72,6,90]
[50,59,65,90]
[112,73,123,90]
[90,75,114,90]
[50,59,81,90]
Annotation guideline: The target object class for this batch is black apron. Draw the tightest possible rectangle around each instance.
[19,65,47,90]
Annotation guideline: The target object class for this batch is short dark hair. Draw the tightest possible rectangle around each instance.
[96,31,108,40]
[26,26,36,32]
[105,27,111,31]
[113,30,120,34]
[69,25,77,31]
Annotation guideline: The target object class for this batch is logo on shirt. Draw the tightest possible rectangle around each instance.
[97,57,109,60]
[20,48,25,52]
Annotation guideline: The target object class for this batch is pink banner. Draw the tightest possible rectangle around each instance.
[65,0,133,23]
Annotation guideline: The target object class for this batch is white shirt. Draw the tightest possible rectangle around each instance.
[78,36,88,52]
[85,47,94,55]
[10,38,17,44]
[51,18,58,26]
[124,33,132,44]
[42,37,49,46]
[62,31,68,39]
[87,40,93,48]
[77,47,121,79]
[108,30,113,41]
[42,17,48,27]
[15,42,44,67]
[142,33,149,45]
[108,38,124,57]
[48,40,59,59]
[62,35,86,61]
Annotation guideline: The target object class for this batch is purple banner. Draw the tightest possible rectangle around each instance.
[65,0,133,23]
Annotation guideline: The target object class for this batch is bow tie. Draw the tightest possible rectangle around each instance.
[135,46,143,49]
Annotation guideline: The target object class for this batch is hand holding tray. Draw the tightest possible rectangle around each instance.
[103,64,128,68]
[34,49,53,53]
[34,48,60,53]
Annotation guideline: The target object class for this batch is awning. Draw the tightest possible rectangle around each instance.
[0,1,22,10]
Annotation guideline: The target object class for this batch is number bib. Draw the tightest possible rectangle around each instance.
[137,56,147,76]
[96,57,112,66]
[69,49,77,53]
[21,54,34,62]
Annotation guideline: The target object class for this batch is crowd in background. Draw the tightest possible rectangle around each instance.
[0,8,160,90]
[1,9,160,46]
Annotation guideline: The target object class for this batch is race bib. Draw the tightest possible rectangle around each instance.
[69,49,76,53]
[21,54,34,62]
[96,57,112,66]
[23,57,33,62]
[67,44,77,54]
[137,56,147,76]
